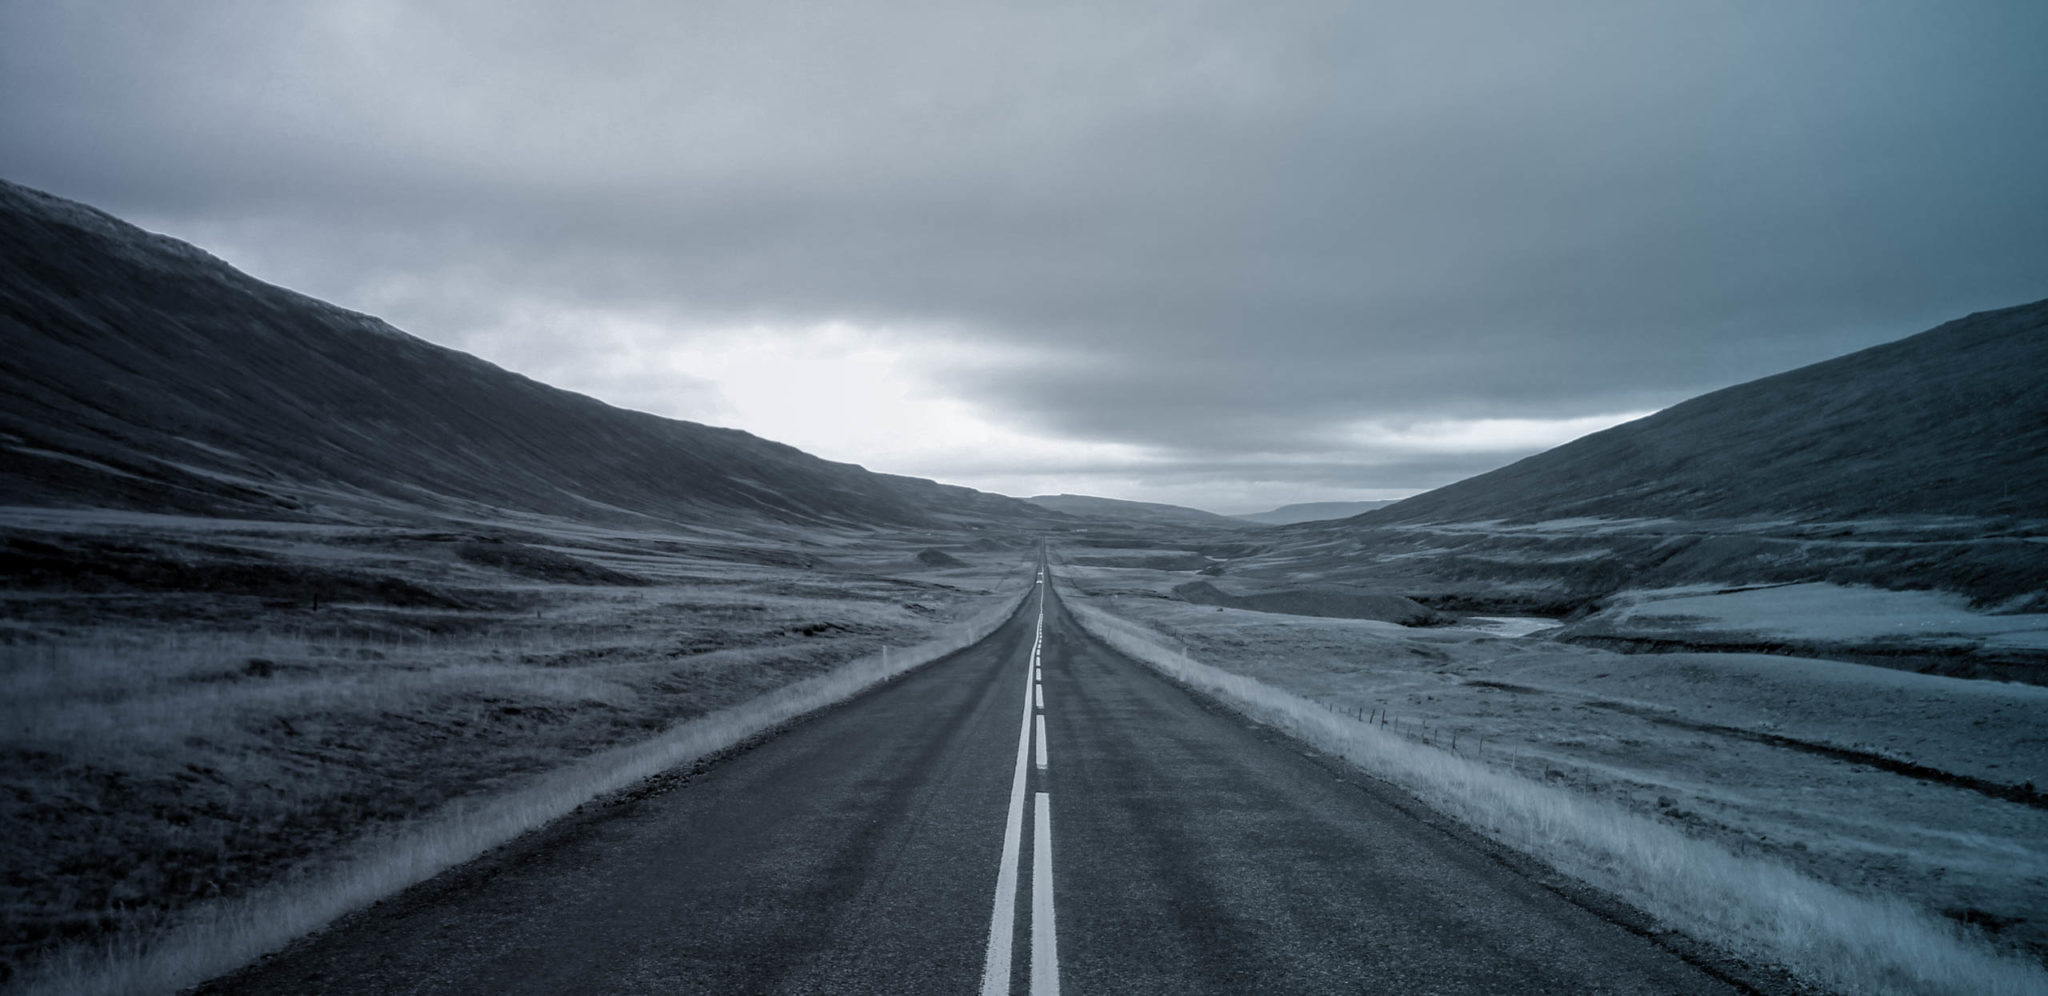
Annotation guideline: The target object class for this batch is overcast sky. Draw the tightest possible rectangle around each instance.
[4,2,2044,513]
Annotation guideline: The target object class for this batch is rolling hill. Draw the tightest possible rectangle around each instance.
[1232,500,1398,525]
[1365,298,2048,526]
[1024,493,1241,528]
[0,179,1050,532]
[1229,299,2048,649]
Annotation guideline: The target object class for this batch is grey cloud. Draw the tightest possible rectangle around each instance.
[4,1,2045,503]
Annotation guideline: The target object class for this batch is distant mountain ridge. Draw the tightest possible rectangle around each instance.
[0,179,1051,531]
[1233,500,1398,525]
[1365,297,2048,525]
[1024,493,1240,527]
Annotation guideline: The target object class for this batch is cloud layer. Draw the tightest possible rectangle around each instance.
[5,1,2044,511]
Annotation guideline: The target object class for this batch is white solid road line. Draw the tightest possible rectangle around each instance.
[1035,714,1049,769]
[1031,791,1060,996]
[979,642,1038,995]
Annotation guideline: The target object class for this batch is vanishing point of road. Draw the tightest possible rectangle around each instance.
[207,563,1746,994]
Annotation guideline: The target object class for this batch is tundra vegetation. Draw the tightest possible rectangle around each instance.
[0,510,1030,989]
[1054,551,2048,996]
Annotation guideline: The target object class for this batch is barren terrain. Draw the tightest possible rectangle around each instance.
[0,506,1029,983]
[1055,552,2048,968]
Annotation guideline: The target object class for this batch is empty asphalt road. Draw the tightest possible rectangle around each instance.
[207,565,1746,994]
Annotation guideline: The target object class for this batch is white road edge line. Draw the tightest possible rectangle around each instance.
[979,638,1038,995]
[1031,791,1060,996]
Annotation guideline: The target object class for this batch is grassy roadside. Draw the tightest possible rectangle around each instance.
[1,514,1033,992]
[1057,579,2048,996]
[13,579,1030,996]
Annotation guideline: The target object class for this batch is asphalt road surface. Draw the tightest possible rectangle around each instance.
[207,567,1746,994]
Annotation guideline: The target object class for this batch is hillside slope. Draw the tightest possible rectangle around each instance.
[1025,493,1242,528]
[1367,298,2048,525]
[0,180,1047,531]
[1234,500,1397,525]
[1225,300,2048,676]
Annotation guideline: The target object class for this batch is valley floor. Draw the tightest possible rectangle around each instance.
[1055,559,2048,970]
[0,508,1031,984]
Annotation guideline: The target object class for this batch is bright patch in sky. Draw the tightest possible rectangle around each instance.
[645,324,1156,476]
[1347,412,1659,454]
[452,307,1161,483]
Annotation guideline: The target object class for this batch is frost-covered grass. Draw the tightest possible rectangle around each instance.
[1063,590,2048,996]
[9,581,1030,996]
[5,588,965,761]
[0,507,1035,989]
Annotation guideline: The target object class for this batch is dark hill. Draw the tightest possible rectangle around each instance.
[1367,298,2048,525]
[1228,299,2048,630]
[0,180,1049,531]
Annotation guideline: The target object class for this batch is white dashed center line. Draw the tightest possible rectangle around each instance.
[982,581,1060,995]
